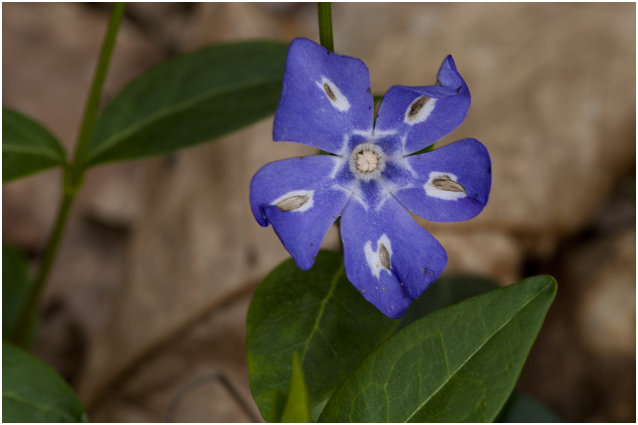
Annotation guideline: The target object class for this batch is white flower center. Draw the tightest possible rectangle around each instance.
[349,143,386,181]
[356,150,379,172]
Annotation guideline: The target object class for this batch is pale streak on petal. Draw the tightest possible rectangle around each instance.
[364,234,393,279]
[354,128,397,139]
[374,180,395,212]
[271,189,315,212]
[335,181,368,211]
[328,155,347,179]
[424,171,468,201]
[404,96,437,125]
[316,76,350,112]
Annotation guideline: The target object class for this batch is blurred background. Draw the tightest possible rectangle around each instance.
[3,2,635,422]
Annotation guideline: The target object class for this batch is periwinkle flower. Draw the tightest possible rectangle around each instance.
[250,38,491,319]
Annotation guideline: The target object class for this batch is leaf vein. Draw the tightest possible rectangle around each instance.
[2,391,77,422]
[403,289,545,422]
[300,262,344,362]
[89,76,281,159]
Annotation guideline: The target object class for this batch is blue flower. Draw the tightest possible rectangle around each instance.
[250,38,491,319]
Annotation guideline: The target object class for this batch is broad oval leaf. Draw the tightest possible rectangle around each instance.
[247,250,398,422]
[319,275,557,423]
[2,245,37,345]
[280,352,311,423]
[3,341,87,422]
[2,108,66,183]
[88,41,288,165]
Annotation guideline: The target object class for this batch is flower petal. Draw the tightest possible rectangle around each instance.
[250,155,350,270]
[374,55,471,155]
[273,38,374,154]
[341,194,447,319]
[393,138,492,222]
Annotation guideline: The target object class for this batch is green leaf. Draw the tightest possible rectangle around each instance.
[2,108,66,183]
[305,276,501,422]
[2,245,37,345]
[310,398,329,423]
[318,275,557,423]
[496,391,561,423]
[2,245,30,338]
[398,275,500,332]
[87,41,288,165]
[3,341,87,422]
[281,352,311,423]
[247,250,398,423]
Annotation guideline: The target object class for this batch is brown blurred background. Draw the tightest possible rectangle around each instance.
[3,3,636,422]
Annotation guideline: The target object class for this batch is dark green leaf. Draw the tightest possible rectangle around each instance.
[88,41,288,165]
[2,108,66,183]
[281,352,311,423]
[3,341,87,422]
[398,275,500,332]
[247,250,398,423]
[319,275,557,423]
[496,391,562,423]
[2,245,37,345]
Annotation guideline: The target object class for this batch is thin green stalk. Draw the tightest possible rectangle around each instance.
[66,2,125,191]
[12,194,74,345]
[317,3,334,52]
[12,3,125,346]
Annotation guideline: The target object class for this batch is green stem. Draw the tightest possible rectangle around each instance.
[12,194,74,345]
[12,3,125,347]
[317,3,334,52]
[66,2,125,191]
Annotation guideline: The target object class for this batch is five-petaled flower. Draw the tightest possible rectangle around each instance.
[250,38,492,319]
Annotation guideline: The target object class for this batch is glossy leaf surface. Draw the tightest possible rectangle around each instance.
[2,108,66,183]
[3,342,87,422]
[247,250,398,422]
[281,352,311,423]
[319,275,557,423]
[88,41,287,164]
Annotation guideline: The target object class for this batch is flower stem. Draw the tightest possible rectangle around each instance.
[65,2,125,191]
[12,194,74,346]
[317,3,334,52]
[12,2,125,347]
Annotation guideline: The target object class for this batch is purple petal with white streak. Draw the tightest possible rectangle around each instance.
[273,38,374,154]
[340,192,447,319]
[250,155,350,270]
[394,138,492,222]
[374,55,471,155]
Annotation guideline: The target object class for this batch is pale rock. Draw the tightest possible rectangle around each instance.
[429,228,523,285]
[88,294,260,422]
[574,229,636,357]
